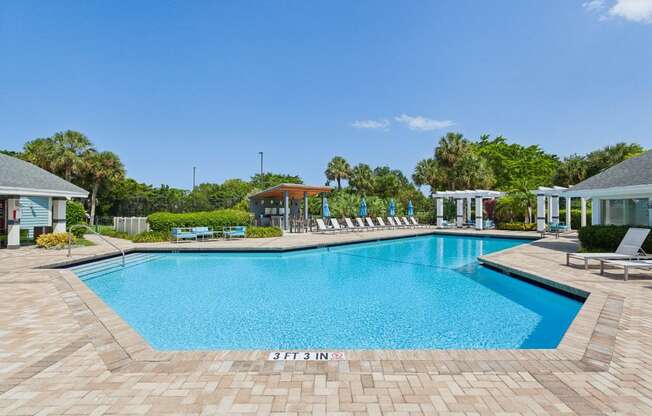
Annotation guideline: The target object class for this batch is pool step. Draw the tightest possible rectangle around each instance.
[71,253,162,280]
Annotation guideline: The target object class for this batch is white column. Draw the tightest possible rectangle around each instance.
[565,197,572,228]
[7,198,21,249]
[436,198,444,227]
[547,196,553,223]
[303,192,309,221]
[466,197,472,223]
[536,193,546,232]
[551,195,560,224]
[581,197,587,227]
[475,197,483,230]
[283,191,289,231]
[591,197,601,225]
[456,199,464,228]
[52,199,67,233]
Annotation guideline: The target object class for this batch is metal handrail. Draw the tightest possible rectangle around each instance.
[67,224,125,266]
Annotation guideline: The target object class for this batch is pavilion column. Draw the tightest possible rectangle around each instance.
[455,199,464,228]
[466,197,472,223]
[551,194,560,224]
[648,197,652,227]
[580,198,587,227]
[283,190,289,231]
[565,197,572,228]
[475,197,483,230]
[52,198,67,233]
[547,196,553,223]
[303,192,308,221]
[6,198,21,249]
[591,197,601,225]
[536,193,546,232]
[436,198,444,227]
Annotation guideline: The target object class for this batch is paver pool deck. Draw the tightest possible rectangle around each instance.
[1,228,651,415]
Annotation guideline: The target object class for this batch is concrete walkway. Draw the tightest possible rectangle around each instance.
[1,229,652,415]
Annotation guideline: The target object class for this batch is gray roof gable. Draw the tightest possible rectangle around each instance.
[0,153,88,197]
[571,150,652,191]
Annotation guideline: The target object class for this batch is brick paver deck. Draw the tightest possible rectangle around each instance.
[1,229,651,415]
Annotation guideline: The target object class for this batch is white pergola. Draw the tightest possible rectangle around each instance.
[432,190,504,230]
[531,186,587,232]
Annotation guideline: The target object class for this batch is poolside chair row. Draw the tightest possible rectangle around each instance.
[315,216,431,233]
[566,227,651,281]
[171,226,246,242]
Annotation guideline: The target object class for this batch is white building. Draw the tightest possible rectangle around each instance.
[564,150,652,227]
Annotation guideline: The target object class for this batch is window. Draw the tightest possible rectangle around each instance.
[601,198,650,226]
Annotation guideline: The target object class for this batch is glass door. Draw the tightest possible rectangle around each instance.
[0,199,6,248]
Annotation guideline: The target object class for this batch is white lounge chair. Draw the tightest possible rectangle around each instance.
[355,217,369,231]
[365,217,378,230]
[566,228,650,270]
[330,218,347,233]
[394,217,407,229]
[409,217,427,228]
[599,258,652,281]
[387,217,402,228]
[344,217,359,231]
[376,217,390,229]
[315,218,335,234]
[401,217,414,228]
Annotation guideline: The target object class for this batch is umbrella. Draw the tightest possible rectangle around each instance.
[358,198,368,217]
[322,197,330,218]
[407,200,414,217]
[388,199,396,217]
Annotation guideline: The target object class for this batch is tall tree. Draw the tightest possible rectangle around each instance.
[83,151,125,225]
[22,138,58,172]
[554,154,588,187]
[584,142,644,177]
[51,130,94,181]
[349,163,375,195]
[412,158,441,194]
[325,156,351,190]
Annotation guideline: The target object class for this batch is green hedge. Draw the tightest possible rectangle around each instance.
[560,208,592,230]
[578,225,652,253]
[245,226,283,238]
[66,201,87,238]
[496,222,537,231]
[147,209,252,232]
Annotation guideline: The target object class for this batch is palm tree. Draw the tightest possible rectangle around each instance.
[83,151,125,225]
[22,138,57,171]
[51,130,94,181]
[349,163,375,195]
[325,156,351,190]
[509,177,536,223]
[435,132,470,168]
[554,155,588,187]
[412,158,440,194]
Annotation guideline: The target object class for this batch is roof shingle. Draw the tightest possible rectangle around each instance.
[0,153,88,197]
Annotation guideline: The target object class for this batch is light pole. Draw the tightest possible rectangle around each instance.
[258,151,264,180]
[192,166,196,190]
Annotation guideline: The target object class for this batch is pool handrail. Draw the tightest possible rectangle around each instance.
[67,224,125,267]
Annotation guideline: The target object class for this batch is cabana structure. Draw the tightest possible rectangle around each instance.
[433,190,503,230]
[533,186,589,232]
[249,183,332,231]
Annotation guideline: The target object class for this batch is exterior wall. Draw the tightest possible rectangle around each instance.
[249,197,302,227]
[20,196,51,238]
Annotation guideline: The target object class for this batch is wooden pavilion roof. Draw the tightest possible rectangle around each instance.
[249,183,332,200]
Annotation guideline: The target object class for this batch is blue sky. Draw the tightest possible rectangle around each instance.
[1,1,651,188]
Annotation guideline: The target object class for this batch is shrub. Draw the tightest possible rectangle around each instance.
[559,208,592,230]
[497,222,537,231]
[98,228,130,239]
[36,232,74,249]
[415,210,435,225]
[245,226,283,238]
[131,231,170,243]
[66,201,87,237]
[578,225,652,253]
[147,209,252,232]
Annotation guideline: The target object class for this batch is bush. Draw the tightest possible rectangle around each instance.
[578,225,652,253]
[36,232,74,249]
[245,226,283,238]
[560,208,592,230]
[131,231,170,243]
[66,201,87,237]
[98,228,130,239]
[147,209,252,232]
[415,210,435,225]
[497,222,537,231]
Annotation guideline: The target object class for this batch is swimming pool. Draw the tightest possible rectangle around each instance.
[71,235,583,350]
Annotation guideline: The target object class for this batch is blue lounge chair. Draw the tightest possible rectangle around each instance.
[172,227,197,242]
[223,226,246,239]
[191,226,215,240]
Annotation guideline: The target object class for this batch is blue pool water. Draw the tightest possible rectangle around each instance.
[72,235,583,350]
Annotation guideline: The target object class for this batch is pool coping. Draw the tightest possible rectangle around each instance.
[44,232,623,375]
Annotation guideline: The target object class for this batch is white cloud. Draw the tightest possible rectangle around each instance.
[394,114,453,131]
[351,119,390,130]
[583,0,606,11]
[608,0,652,23]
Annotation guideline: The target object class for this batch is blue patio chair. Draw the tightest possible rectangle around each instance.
[171,227,197,243]
[191,226,215,240]
[223,226,247,239]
